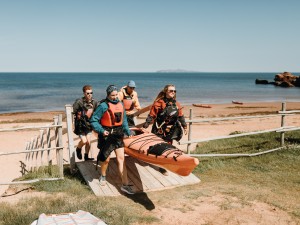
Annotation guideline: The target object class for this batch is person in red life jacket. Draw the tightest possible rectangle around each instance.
[73,85,99,161]
[143,84,187,175]
[90,85,134,195]
[118,80,141,127]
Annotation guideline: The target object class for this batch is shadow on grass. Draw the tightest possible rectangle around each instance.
[124,191,155,211]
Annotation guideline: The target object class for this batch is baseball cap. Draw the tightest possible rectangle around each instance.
[127,80,136,88]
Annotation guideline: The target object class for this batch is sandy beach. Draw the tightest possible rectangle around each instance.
[0,101,300,224]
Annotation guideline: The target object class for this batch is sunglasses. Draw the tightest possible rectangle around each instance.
[129,87,135,89]
[85,92,93,95]
[168,90,176,93]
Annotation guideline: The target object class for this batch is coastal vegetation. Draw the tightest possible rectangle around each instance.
[0,131,299,225]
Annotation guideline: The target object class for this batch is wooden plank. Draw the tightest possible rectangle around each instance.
[90,162,120,196]
[154,168,181,186]
[140,161,174,187]
[125,157,148,192]
[76,161,119,196]
[167,171,187,185]
[128,157,165,190]
[106,159,122,185]
[76,157,200,196]
[76,161,104,196]
[182,173,201,184]
[105,158,126,193]
[88,161,120,196]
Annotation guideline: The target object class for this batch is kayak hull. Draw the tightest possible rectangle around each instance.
[124,128,199,176]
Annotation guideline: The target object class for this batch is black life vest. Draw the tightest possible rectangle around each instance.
[157,98,179,125]
[74,98,96,120]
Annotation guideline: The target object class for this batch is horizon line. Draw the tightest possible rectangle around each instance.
[0,71,297,73]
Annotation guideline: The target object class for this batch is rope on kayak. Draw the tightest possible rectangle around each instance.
[127,134,162,152]
[164,149,184,161]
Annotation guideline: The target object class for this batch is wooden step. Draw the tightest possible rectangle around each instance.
[76,156,200,196]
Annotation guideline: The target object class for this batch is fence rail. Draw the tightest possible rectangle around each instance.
[181,102,300,156]
[0,114,64,185]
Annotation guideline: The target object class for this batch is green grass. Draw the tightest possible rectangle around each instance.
[193,130,300,218]
[0,131,299,225]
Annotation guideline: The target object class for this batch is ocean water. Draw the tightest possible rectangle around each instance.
[0,72,299,114]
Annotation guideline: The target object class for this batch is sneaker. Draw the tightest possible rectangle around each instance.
[121,185,135,195]
[76,147,82,160]
[99,175,106,186]
[159,168,169,176]
[84,154,94,161]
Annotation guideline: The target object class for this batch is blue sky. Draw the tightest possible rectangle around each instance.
[0,0,299,72]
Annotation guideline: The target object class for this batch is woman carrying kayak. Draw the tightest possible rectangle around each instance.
[143,84,187,175]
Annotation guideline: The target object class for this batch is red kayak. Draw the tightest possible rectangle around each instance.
[123,128,199,176]
[192,104,212,108]
[232,100,243,105]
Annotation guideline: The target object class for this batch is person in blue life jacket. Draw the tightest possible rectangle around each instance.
[90,85,135,195]
[73,85,99,161]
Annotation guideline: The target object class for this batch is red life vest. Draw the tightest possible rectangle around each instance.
[100,101,124,127]
[123,96,134,111]
[121,89,134,111]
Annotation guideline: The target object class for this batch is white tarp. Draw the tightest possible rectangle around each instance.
[30,210,107,225]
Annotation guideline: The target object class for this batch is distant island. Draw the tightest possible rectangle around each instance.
[156,69,200,73]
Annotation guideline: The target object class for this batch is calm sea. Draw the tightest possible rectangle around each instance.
[0,72,299,114]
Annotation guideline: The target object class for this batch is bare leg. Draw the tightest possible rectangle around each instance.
[76,135,88,160]
[115,147,128,185]
[77,135,88,149]
[84,134,91,154]
[100,157,110,177]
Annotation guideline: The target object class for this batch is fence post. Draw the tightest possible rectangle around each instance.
[57,114,64,178]
[34,135,39,170]
[280,102,286,146]
[46,127,51,165]
[25,141,30,173]
[65,104,76,174]
[187,108,193,154]
[30,137,35,171]
[54,116,58,167]
[39,129,44,166]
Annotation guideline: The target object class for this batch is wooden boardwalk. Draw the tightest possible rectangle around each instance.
[76,156,200,196]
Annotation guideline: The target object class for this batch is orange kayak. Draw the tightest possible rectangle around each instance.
[123,128,199,176]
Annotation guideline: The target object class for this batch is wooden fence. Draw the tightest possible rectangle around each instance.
[0,114,64,185]
[65,105,76,173]
[180,102,300,157]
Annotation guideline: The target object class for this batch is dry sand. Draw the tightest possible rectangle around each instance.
[0,101,299,224]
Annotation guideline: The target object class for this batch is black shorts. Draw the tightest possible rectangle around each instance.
[97,126,124,162]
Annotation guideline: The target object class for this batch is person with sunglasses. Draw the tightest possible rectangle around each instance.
[118,80,141,127]
[143,84,187,175]
[73,85,99,161]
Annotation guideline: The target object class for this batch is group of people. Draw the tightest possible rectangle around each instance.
[72,81,187,195]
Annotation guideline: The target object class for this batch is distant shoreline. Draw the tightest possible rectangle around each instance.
[156,69,200,73]
[1,101,299,119]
